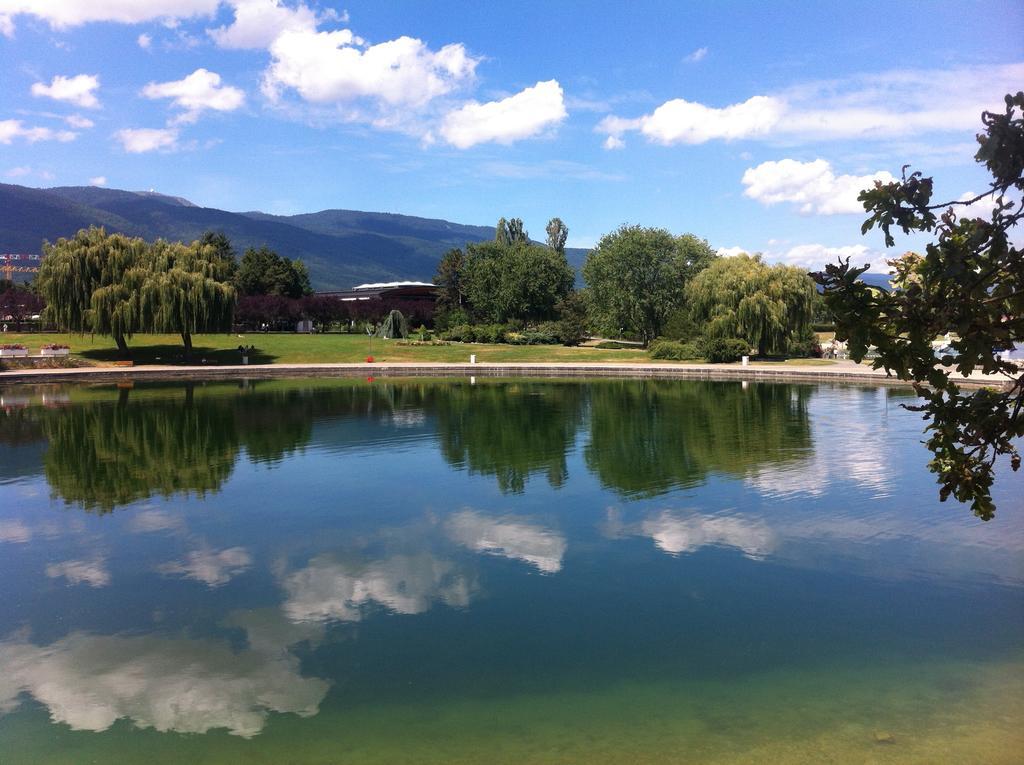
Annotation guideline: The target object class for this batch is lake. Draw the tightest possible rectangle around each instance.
[0,377,1021,763]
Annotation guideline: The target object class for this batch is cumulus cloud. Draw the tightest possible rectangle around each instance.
[157,546,252,586]
[262,28,478,112]
[137,32,152,48]
[114,127,179,153]
[45,558,111,587]
[0,0,219,34]
[598,95,783,147]
[439,80,567,149]
[596,62,1024,147]
[741,158,895,215]
[89,175,108,186]
[684,46,708,63]
[282,553,474,624]
[0,119,77,144]
[445,510,567,573]
[0,628,328,737]
[142,68,245,124]
[31,74,100,108]
[208,0,320,49]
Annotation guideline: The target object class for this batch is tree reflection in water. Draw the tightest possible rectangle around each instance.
[585,380,814,497]
[4,378,819,511]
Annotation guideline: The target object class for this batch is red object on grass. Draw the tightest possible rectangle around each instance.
[366,355,374,363]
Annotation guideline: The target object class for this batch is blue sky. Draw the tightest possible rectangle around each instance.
[1,0,1022,270]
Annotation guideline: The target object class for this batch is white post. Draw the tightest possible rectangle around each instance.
[741,355,749,366]
[470,354,476,364]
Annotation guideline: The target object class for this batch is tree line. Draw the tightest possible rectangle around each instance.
[433,216,820,357]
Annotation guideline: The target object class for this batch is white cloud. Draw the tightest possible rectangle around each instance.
[719,242,884,271]
[157,546,252,586]
[142,68,245,124]
[440,80,567,149]
[45,558,111,587]
[0,119,77,144]
[446,510,567,574]
[741,158,895,215]
[282,553,474,624]
[777,243,876,269]
[4,166,32,178]
[31,74,100,108]
[114,127,179,153]
[65,114,95,128]
[89,175,108,186]
[717,246,748,258]
[0,628,328,738]
[137,32,151,48]
[263,29,477,108]
[208,0,319,49]
[603,134,624,150]
[597,62,1024,147]
[684,46,708,63]
[598,95,783,146]
[956,191,1001,219]
[0,0,219,33]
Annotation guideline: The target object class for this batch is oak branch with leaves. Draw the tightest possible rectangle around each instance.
[813,92,1023,519]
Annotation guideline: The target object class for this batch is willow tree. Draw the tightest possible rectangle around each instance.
[687,253,816,356]
[37,227,151,355]
[141,239,236,355]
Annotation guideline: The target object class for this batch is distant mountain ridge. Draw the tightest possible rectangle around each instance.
[0,183,589,291]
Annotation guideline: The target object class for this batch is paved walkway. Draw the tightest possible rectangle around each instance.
[0,359,1011,388]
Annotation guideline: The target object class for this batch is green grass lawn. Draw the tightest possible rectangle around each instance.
[1,332,842,367]
[2,332,660,366]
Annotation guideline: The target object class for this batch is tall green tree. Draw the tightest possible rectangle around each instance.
[37,227,151,355]
[141,239,237,356]
[583,225,717,345]
[814,92,1023,519]
[546,217,568,254]
[495,217,529,246]
[687,253,816,356]
[237,246,310,298]
[434,247,466,317]
[463,241,574,323]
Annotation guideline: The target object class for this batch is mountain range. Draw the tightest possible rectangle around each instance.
[0,183,589,291]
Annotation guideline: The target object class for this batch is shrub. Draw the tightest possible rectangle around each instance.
[788,329,823,358]
[594,340,636,350]
[649,339,703,360]
[442,324,474,342]
[703,337,750,363]
[474,323,506,344]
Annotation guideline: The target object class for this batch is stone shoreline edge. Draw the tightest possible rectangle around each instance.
[0,362,1003,388]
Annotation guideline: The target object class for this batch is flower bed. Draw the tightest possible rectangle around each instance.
[0,344,28,358]
[40,343,70,357]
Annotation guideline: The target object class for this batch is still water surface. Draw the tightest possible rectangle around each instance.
[0,378,1021,763]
